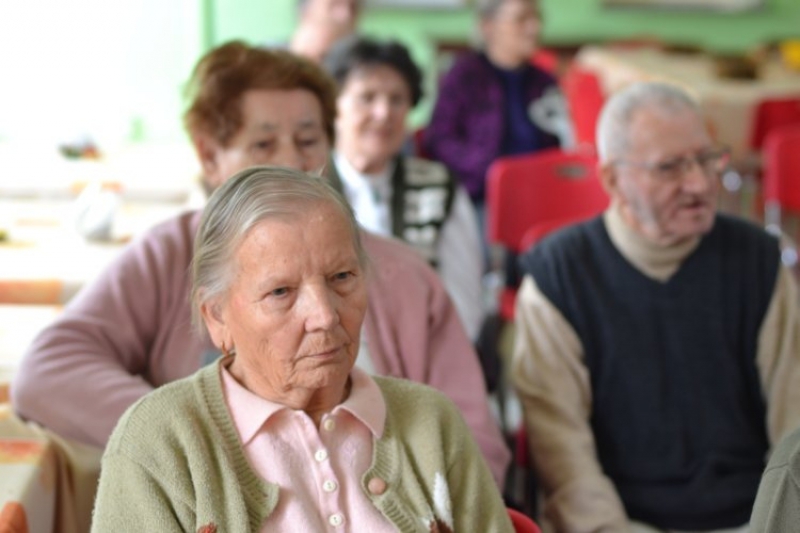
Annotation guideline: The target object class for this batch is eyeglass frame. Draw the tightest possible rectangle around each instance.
[611,145,732,183]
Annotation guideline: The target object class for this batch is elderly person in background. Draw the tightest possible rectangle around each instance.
[512,81,800,532]
[423,0,565,216]
[289,0,362,63]
[91,167,514,532]
[323,36,484,342]
[13,42,509,490]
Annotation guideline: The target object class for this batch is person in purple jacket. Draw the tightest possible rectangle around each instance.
[10,42,509,533]
[423,0,566,214]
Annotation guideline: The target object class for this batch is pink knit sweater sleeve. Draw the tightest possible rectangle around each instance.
[12,211,211,448]
[360,232,510,487]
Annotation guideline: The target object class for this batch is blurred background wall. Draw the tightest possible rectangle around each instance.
[0,0,797,148]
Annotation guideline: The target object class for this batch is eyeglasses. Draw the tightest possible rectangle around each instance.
[614,146,731,182]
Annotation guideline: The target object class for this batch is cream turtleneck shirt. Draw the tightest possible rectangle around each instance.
[511,205,800,533]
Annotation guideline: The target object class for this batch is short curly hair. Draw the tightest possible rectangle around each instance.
[323,36,423,107]
[183,41,338,146]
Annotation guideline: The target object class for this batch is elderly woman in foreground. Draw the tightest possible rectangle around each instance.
[90,166,513,533]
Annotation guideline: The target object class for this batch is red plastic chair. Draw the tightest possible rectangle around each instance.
[763,124,800,257]
[530,48,559,75]
[486,148,609,321]
[749,96,800,151]
[729,97,800,218]
[560,65,605,152]
[508,507,542,533]
[412,127,431,159]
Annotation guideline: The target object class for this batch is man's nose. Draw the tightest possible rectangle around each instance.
[681,157,713,193]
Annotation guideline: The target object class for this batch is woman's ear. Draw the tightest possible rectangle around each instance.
[200,298,231,351]
[193,135,220,180]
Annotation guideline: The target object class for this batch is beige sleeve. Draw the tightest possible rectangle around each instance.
[756,265,800,446]
[510,276,629,533]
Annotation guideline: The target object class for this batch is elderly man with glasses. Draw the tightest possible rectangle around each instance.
[511,81,800,533]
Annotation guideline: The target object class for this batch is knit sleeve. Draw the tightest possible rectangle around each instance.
[511,276,629,532]
[755,264,800,446]
[11,212,202,448]
[749,427,800,532]
[436,388,515,533]
[91,450,195,532]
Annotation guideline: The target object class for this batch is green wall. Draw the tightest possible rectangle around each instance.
[208,0,799,125]
[211,0,800,54]
[539,0,800,52]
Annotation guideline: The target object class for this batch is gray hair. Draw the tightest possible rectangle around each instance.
[297,0,363,13]
[476,0,538,19]
[191,165,368,331]
[596,81,702,163]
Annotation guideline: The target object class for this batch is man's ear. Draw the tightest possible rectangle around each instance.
[200,298,230,351]
[599,161,620,199]
[193,135,220,180]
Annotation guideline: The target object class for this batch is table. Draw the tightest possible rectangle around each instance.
[0,407,56,533]
[0,198,187,305]
[0,404,101,533]
[575,45,800,162]
[0,141,200,305]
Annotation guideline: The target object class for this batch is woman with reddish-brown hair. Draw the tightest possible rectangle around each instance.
[184,41,338,193]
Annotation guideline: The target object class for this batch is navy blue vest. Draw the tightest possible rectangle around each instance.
[520,214,781,530]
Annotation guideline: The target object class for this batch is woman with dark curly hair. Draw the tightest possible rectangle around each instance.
[324,36,485,342]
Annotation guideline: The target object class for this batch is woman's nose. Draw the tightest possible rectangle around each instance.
[302,286,340,331]
[371,99,392,120]
[271,143,304,170]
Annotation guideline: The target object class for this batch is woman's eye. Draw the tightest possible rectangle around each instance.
[269,287,289,297]
[298,137,321,148]
[332,271,354,282]
[391,94,409,108]
[253,140,274,152]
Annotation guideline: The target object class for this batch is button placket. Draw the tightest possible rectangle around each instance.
[328,513,344,527]
[314,412,349,528]
[314,448,328,462]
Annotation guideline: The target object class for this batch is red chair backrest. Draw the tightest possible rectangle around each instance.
[763,123,800,213]
[508,508,542,533]
[486,148,609,253]
[530,48,559,74]
[412,127,430,159]
[749,96,800,150]
[520,215,589,252]
[561,65,605,151]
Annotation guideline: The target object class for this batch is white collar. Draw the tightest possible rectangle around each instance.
[333,151,394,203]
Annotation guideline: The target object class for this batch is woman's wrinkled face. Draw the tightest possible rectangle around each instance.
[483,0,541,64]
[204,201,367,401]
[199,88,330,191]
[306,0,361,36]
[335,65,411,174]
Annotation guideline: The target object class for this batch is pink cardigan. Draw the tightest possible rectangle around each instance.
[12,210,509,485]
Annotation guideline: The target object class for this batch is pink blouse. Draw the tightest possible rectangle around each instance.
[221,366,398,532]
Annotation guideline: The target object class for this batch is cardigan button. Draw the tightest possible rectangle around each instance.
[368,477,387,495]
